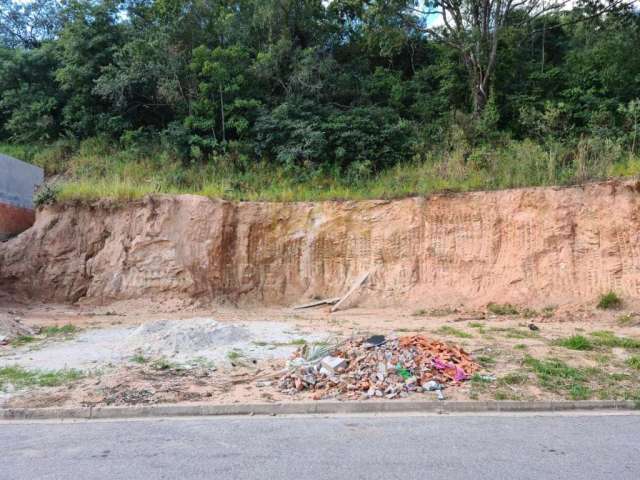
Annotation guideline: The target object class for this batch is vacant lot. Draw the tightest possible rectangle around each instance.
[2,298,639,408]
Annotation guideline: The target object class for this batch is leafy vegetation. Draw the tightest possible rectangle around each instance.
[0,366,83,391]
[487,303,519,316]
[41,324,77,337]
[597,291,623,310]
[9,324,77,347]
[627,356,640,370]
[0,1,639,200]
[523,356,591,400]
[590,331,640,349]
[554,335,594,351]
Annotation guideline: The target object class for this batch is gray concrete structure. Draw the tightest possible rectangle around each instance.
[0,153,44,209]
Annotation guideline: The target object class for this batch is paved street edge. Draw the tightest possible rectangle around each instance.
[1,400,638,420]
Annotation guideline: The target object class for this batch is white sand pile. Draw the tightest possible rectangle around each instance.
[125,318,252,357]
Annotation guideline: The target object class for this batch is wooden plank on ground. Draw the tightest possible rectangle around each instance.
[330,272,370,313]
[292,297,341,310]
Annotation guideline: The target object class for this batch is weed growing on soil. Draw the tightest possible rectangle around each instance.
[626,356,640,370]
[41,324,77,337]
[487,303,519,315]
[9,324,77,348]
[542,306,557,318]
[477,355,497,368]
[489,327,538,339]
[435,326,473,338]
[130,354,149,364]
[150,357,182,371]
[0,366,83,391]
[469,373,493,399]
[412,308,454,317]
[10,336,36,347]
[523,356,591,400]
[617,314,637,326]
[597,291,622,309]
[513,344,528,350]
[554,335,594,351]
[590,331,640,349]
[498,372,529,386]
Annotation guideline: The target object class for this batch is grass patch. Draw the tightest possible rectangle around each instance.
[150,357,182,371]
[226,350,244,361]
[435,326,473,339]
[617,313,638,326]
[513,343,528,350]
[626,356,640,370]
[41,324,77,337]
[541,306,557,318]
[0,366,84,391]
[487,303,519,315]
[523,356,591,400]
[477,355,497,368]
[12,135,640,205]
[412,308,454,317]
[189,356,216,369]
[9,324,78,347]
[489,327,538,339]
[130,354,149,364]
[10,335,37,347]
[590,331,640,349]
[553,335,594,351]
[498,372,529,386]
[597,291,622,310]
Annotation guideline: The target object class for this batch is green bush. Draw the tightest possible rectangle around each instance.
[597,292,622,310]
[33,184,60,207]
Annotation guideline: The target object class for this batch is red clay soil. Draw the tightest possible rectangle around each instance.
[1,180,640,308]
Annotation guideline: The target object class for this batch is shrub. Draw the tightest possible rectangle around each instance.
[487,303,519,315]
[33,183,59,206]
[597,292,622,310]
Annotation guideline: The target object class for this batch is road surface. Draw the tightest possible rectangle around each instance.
[2,412,639,479]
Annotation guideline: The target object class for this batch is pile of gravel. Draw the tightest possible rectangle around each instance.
[124,318,252,357]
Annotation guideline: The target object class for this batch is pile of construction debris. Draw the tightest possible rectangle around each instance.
[278,335,479,400]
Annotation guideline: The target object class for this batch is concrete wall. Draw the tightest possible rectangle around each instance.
[0,154,43,240]
[0,154,44,209]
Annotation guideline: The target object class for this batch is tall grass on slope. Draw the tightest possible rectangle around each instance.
[4,136,640,203]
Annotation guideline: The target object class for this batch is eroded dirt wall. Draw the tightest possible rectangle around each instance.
[1,181,639,308]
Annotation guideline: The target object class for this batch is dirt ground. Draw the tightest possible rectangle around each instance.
[1,297,640,408]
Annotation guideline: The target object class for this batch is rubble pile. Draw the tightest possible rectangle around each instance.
[278,335,479,400]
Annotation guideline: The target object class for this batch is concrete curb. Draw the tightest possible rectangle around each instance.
[1,400,637,420]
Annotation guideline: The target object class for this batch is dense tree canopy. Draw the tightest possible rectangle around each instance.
[1,0,639,179]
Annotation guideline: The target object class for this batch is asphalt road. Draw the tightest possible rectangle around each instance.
[2,413,639,480]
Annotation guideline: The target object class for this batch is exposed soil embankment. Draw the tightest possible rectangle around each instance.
[1,181,640,307]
